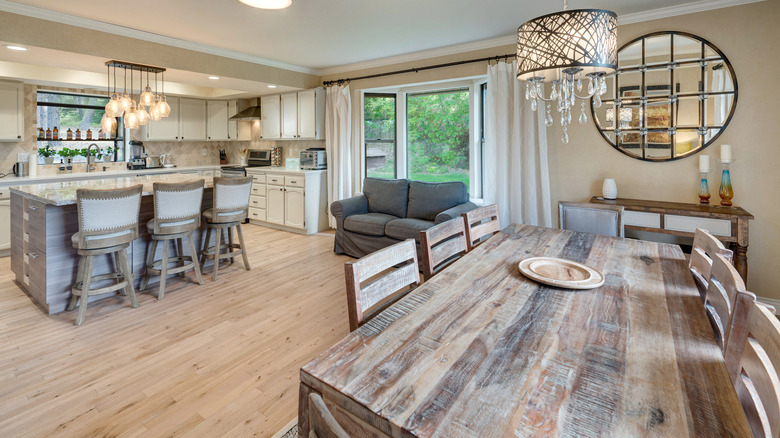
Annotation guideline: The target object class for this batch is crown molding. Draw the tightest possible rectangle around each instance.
[617,0,765,25]
[0,0,319,75]
[319,35,516,77]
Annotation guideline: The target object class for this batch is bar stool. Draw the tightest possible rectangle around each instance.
[67,185,143,326]
[200,176,253,281]
[140,180,206,299]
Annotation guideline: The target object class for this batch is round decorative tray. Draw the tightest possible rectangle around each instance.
[518,257,605,290]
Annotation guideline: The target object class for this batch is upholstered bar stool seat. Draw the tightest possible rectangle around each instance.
[68,185,143,326]
[200,176,253,281]
[140,180,206,300]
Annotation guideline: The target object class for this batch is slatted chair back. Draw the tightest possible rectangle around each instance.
[344,239,419,331]
[212,176,253,223]
[308,393,349,438]
[462,204,501,251]
[152,180,204,235]
[75,185,143,249]
[558,202,624,237]
[706,252,748,352]
[420,218,468,281]
[723,292,780,438]
[690,228,734,302]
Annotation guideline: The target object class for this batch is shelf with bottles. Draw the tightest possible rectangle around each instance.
[36,139,120,142]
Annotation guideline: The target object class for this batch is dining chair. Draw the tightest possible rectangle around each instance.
[558,202,624,237]
[344,238,420,331]
[705,252,749,352]
[689,228,733,302]
[419,218,468,281]
[462,204,501,251]
[308,393,349,438]
[722,290,780,438]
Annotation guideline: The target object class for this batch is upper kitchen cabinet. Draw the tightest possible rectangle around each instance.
[207,100,229,141]
[144,96,180,141]
[228,100,251,141]
[262,88,325,140]
[179,98,207,141]
[261,95,281,140]
[0,81,24,141]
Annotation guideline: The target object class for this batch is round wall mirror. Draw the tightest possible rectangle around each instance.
[591,31,738,161]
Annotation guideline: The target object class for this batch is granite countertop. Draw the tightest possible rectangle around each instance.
[0,165,222,188]
[10,173,215,206]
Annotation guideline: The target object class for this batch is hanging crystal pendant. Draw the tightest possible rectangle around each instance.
[550,83,558,100]
[545,103,553,127]
[530,99,537,111]
[576,76,582,91]
[594,93,602,108]
[525,83,530,100]
[599,76,607,95]
[561,126,569,144]
[588,78,595,95]
[529,85,537,99]
[579,101,587,125]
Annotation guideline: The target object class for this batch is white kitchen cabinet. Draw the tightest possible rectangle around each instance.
[245,168,327,234]
[266,185,285,225]
[145,96,180,140]
[297,88,325,139]
[281,92,298,139]
[284,187,305,229]
[260,95,281,139]
[207,100,229,140]
[0,81,23,141]
[179,98,207,141]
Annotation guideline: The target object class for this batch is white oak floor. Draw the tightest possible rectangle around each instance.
[0,226,352,437]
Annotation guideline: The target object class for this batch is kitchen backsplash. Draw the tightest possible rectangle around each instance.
[0,84,325,176]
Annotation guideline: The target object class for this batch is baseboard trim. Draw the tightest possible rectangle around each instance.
[758,296,780,315]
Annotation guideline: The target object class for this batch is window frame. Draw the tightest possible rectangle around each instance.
[363,92,398,179]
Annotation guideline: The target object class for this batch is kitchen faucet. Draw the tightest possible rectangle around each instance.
[86,143,99,172]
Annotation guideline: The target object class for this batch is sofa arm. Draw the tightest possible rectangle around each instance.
[330,195,369,229]
[435,201,478,224]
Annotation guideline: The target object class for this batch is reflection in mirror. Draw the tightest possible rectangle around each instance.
[592,31,737,161]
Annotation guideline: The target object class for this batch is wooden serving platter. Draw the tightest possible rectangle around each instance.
[518,256,604,289]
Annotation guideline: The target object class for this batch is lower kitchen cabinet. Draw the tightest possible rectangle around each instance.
[245,168,327,235]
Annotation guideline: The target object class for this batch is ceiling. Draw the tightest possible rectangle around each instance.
[7,0,712,71]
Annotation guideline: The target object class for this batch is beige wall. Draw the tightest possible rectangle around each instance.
[324,1,779,300]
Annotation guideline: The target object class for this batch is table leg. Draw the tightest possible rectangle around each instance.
[298,382,317,438]
[734,243,748,283]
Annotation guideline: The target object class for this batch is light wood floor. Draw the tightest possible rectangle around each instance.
[0,225,352,437]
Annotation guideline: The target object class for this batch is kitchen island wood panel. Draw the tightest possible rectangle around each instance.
[10,174,215,314]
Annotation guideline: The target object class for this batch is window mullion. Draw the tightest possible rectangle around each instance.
[396,91,407,180]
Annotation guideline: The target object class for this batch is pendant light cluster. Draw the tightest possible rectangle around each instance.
[102,60,171,133]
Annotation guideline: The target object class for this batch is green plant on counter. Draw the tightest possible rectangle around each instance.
[36,144,56,157]
[58,147,79,158]
[81,147,99,157]
[102,146,116,159]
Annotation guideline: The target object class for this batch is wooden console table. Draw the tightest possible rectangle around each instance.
[590,197,754,281]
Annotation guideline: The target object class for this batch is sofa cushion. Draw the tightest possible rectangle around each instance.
[363,178,410,218]
[344,213,398,237]
[407,181,469,221]
[385,218,435,242]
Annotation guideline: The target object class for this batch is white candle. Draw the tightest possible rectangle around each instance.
[721,144,732,162]
[699,155,710,173]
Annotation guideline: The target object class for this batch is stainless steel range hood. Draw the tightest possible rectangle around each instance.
[229,105,261,120]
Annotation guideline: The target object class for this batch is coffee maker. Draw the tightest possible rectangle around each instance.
[128,140,147,170]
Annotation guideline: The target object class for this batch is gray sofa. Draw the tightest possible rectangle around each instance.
[331,178,478,258]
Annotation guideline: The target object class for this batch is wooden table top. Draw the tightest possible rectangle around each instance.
[590,196,754,219]
[301,224,750,437]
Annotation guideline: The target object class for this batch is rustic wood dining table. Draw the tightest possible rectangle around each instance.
[298,224,750,437]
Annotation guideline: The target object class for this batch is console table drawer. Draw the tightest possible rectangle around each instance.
[624,211,661,228]
[664,215,731,236]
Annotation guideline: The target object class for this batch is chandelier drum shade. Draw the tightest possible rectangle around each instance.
[517,2,617,143]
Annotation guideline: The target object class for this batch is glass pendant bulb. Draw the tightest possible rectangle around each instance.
[100,113,117,134]
[150,98,162,121]
[119,92,133,114]
[105,93,121,117]
[137,107,150,126]
[158,95,172,117]
[139,85,155,107]
[125,102,140,129]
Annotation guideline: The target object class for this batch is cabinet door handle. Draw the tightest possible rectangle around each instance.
[17,135,21,139]
[29,206,38,211]
[28,252,38,259]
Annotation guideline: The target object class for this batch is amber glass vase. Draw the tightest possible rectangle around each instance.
[719,164,733,207]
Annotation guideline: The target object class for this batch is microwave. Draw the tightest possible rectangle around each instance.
[300,149,327,170]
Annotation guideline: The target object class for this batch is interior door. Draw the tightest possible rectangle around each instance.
[284,187,305,229]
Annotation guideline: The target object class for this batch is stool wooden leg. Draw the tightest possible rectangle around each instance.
[140,239,158,292]
[118,248,138,308]
[188,233,205,285]
[176,237,186,277]
[200,227,212,269]
[236,224,251,271]
[76,255,94,326]
[212,227,222,281]
[68,255,88,311]
[227,227,235,264]
[159,239,169,300]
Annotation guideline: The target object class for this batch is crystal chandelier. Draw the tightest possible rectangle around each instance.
[516,0,617,143]
[104,60,169,130]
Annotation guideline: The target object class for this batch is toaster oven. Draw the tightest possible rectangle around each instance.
[300,149,327,170]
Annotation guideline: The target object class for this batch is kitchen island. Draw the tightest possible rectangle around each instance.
[10,174,215,314]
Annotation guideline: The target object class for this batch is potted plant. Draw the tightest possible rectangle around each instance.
[59,147,78,164]
[37,144,56,165]
[102,146,115,163]
[82,147,99,165]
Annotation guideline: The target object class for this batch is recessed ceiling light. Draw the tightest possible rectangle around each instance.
[5,45,27,51]
[267,85,277,88]
[208,76,220,80]
[238,0,291,9]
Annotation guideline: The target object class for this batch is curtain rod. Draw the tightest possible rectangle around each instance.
[323,53,514,87]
